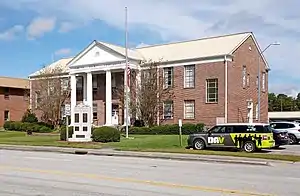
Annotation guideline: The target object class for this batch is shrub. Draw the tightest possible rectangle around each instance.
[128,123,205,135]
[92,126,120,143]
[21,110,38,123]
[60,126,74,141]
[3,121,13,130]
[3,121,54,133]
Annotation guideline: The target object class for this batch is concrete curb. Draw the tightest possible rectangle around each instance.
[0,145,273,166]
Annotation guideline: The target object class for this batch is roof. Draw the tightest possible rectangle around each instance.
[136,32,252,62]
[0,76,29,89]
[217,123,269,126]
[31,32,268,77]
[29,57,73,77]
[268,111,300,119]
[96,41,143,60]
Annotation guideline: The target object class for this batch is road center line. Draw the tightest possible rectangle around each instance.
[0,165,274,196]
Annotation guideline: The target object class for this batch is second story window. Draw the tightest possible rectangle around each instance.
[4,87,9,99]
[184,65,195,88]
[242,65,246,88]
[262,72,266,92]
[163,67,173,89]
[206,78,218,103]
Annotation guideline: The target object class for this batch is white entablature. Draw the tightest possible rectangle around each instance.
[67,40,143,74]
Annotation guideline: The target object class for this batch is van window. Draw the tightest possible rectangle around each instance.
[233,125,271,133]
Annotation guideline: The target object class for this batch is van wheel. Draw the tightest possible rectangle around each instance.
[193,139,205,150]
[243,141,256,153]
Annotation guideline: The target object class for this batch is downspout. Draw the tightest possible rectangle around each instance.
[29,78,32,110]
[224,55,228,123]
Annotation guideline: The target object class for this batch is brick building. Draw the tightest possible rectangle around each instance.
[29,32,269,128]
[0,76,30,127]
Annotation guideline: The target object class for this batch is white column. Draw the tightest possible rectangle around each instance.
[83,73,87,104]
[70,74,77,125]
[86,72,93,121]
[105,70,112,125]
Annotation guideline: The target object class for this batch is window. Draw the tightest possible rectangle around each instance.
[4,87,9,99]
[93,103,98,120]
[256,76,258,89]
[206,79,218,103]
[75,113,79,123]
[210,126,226,133]
[83,113,88,123]
[35,91,41,109]
[255,104,258,120]
[184,65,195,88]
[163,101,173,119]
[93,75,98,89]
[262,72,266,92]
[4,110,9,121]
[184,100,195,119]
[61,78,69,91]
[246,74,250,87]
[24,91,29,101]
[163,67,173,88]
[242,66,246,88]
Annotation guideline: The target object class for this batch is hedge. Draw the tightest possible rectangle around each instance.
[92,126,120,143]
[127,123,205,135]
[3,121,54,133]
[59,126,74,141]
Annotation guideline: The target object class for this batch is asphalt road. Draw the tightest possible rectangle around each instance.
[0,150,299,196]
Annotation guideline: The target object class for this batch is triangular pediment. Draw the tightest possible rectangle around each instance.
[68,41,126,67]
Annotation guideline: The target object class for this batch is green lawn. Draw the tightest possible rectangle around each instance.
[1,131,300,162]
[0,131,102,149]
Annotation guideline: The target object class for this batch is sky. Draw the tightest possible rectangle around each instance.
[0,0,299,97]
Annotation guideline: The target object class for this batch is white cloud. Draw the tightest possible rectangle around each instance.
[54,48,72,56]
[0,25,24,40]
[58,22,77,33]
[26,17,56,39]
[1,0,300,93]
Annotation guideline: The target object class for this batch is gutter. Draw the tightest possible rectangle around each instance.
[224,55,229,123]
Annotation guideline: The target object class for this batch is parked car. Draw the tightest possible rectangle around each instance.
[271,128,290,148]
[269,121,300,144]
[187,123,275,153]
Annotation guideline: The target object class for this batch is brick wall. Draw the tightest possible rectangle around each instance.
[0,87,29,127]
[228,36,268,123]
[162,61,225,127]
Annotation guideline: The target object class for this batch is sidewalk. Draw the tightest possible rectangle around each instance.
[0,144,296,166]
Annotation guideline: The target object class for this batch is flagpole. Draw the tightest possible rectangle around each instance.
[125,6,129,139]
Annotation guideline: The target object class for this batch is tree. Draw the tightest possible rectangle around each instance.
[116,60,175,127]
[33,66,70,127]
[21,109,38,123]
[268,92,300,111]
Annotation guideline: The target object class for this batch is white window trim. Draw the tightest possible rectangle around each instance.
[184,65,195,88]
[242,66,247,88]
[184,100,195,119]
[262,72,266,92]
[206,79,218,103]
[163,67,173,89]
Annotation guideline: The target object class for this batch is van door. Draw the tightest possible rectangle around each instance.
[207,126,227,147]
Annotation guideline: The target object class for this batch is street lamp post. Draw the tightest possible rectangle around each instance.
[258,42,280,122]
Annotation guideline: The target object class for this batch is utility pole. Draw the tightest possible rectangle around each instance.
[124,6,129,138]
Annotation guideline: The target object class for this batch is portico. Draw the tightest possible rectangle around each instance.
[67,40,142,141]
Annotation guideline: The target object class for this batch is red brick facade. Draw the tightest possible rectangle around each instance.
[30,35,268,127]
[0,86,29,127]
